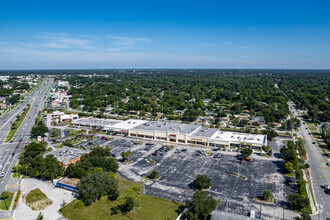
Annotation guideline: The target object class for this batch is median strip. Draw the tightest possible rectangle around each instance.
[5,103,31,143]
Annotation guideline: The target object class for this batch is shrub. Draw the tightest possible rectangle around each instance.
[74,200,85,209]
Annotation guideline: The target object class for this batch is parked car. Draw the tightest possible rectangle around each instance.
[245,157,253,162]
[181,148,188,152]
[326,162,330,166]
[0,172,4,178]
[237,155,244,160]
[214,153,222,158]
[323,185,330,190]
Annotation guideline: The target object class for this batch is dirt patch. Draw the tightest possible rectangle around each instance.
[22,188,53,211]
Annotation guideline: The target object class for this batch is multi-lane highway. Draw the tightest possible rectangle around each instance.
[288,102,330,220]
[0,78,53,218]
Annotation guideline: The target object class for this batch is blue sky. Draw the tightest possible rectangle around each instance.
[0,0,329,69]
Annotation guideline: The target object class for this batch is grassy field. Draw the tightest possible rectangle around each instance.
[306,122,317,132]
[0,192,14,210]
[23,188,53,211]
[60,174,182,220]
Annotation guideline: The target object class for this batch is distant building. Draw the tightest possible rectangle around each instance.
[60,114,79,122]
[249,116,265,125]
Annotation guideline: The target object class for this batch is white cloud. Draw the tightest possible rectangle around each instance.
[33,33,94,49]
[225,41,257,50]
[106,35,151,46]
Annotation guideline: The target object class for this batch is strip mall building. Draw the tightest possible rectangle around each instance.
[93,119,268,149]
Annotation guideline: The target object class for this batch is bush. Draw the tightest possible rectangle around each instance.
[13,190,21,209]
[74,200,85,209]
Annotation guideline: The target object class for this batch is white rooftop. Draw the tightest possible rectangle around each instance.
[105,119,147,130]
[211,131,266,145]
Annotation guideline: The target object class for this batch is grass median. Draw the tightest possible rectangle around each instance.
[5,104,31,142]
[0,191,14,211]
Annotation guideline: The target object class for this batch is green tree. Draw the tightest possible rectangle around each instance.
[240,148,253,158]
[193,175,211,190]
[262,145,271,153]
[31,121,49,137]
[77,171,119,206]
[39,155,63,179]
[184,191,217,220]
[148,170,159,179]
[121,196,134,214]
[288,193,309,211]
[262,190,272,201]
[284,162,294,172]
[294,211,311,220]
[120,151,132,161]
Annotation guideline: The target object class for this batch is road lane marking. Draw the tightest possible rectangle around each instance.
[307,139,330,185]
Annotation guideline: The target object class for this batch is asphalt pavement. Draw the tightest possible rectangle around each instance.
[288,102,330,219]
[0,78,53,219]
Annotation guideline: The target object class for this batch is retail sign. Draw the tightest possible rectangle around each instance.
[169,134,176,137]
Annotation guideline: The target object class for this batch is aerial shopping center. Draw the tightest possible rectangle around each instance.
[72,119,267,150]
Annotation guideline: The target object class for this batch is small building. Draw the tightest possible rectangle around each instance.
[54,177,80,192]
[60,114,79,122]
[44,146,88,169]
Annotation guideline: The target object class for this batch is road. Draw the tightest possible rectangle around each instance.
[288,101,330,220]
[0,78,53,218]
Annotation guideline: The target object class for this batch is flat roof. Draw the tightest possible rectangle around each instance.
[190,127,219,138]
[58,177,80,187]
[133,121,200,135]
[44,146,88,164]
[105,119,147,130]
[72,118,121,127]
[211,131,266,145]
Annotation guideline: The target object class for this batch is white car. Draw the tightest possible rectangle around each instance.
[6,161,10,165]
[0,172,5,178]
[250,210,255,218]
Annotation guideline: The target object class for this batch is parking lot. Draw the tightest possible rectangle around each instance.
[116,137,298,219]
